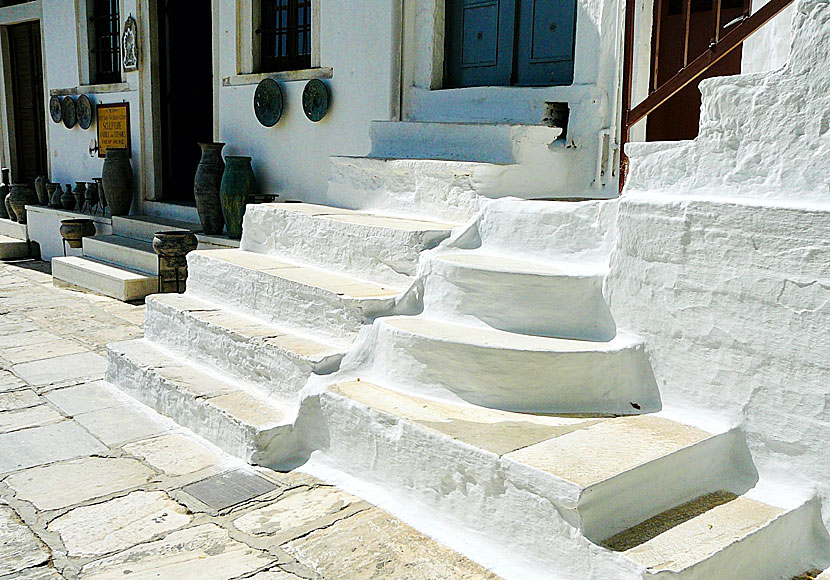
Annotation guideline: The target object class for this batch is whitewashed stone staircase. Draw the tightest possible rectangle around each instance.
[104,133,830,579]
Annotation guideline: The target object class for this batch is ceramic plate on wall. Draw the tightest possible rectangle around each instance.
[49,96,62,123]
[302,79,330,122]
[61,97,77,129]
[254,78,283,127]
[77,94,93,130]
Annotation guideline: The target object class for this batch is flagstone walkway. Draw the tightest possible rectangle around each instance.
[0,259,500,580]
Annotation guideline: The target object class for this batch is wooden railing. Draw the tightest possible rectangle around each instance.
[620,0,795,185]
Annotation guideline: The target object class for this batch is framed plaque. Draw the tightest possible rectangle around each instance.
[96,102,131,158]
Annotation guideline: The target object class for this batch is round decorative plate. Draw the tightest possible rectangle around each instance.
[61,97,77,129]
[49,96,62,123]
[302,79,330,122]
[253,78,283,127]
[77,94,93,130]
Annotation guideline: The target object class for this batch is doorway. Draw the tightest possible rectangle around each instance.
[444,0,577,88]
[6,21,47,186]
[646,0,747,141]
[156,0,214,203]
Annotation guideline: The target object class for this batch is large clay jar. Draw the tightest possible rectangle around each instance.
[219,156,258,239]
[34,176,49,206]
[0,168,9,219]
[102,148,134,216]
[7,184,37,224]
[194,143,226,235]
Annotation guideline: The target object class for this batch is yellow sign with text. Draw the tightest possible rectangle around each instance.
[96,103,131,158]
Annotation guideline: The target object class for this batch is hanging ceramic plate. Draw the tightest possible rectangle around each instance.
[61,97,77,129]
[77,94,93,130]
[253,78,283,127]
[302,79,330,122]
[49,96,62,123]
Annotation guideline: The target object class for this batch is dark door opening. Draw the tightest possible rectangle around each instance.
[7,21,47,186]
[157,0,214,203]
[444,0,577,88]
[646,0,747,141]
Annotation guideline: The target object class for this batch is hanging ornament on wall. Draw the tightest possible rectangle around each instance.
[302,79,330,122]
[61,96,77,129]
[253,78,283,127]
[49,96,62,123]
[77,94,94,130]
[122,15,139,72]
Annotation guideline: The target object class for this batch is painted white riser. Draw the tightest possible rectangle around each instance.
[107,339,294,466]
[83,235,158,274]
[422,251,615,341]
[0,235,31,259]
[185,249,405,343]
[349,316,659,414]
[144,293,344,402]
[241,202,457,286]
[0,218,27,240]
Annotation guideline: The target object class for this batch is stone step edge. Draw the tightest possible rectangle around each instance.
[106,339,292,464]
[308,385,754,544]
[143,295,346,399]
[430,251,610,278]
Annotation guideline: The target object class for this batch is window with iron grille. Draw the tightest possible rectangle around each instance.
[90,0,121,84]
[259,0,312,72]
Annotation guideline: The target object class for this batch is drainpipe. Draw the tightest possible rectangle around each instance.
[594,0,627,191]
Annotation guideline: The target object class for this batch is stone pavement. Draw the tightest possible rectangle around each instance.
[0,259,501,580]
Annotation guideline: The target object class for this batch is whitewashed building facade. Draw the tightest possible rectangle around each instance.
[0,0,828,578]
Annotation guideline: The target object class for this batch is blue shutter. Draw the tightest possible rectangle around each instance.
[445,0,516,88]
[515,0,577,85]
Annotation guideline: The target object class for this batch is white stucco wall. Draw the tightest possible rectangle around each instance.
[216,0,399,203]
[742,0,795,74]
[617,0,830,525]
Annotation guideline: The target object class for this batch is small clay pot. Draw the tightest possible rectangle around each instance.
[152,230,198,268]
[61,185,75,211]
[34,176,49,206]
[73,182,87,212]
[60,219,96,249]
[85,182,99,208]
[47,183,61,208]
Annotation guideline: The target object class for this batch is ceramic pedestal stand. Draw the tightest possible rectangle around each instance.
[152,230,198,293]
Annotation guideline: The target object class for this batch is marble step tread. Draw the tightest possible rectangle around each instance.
[0,235,31,259]
[0,218,27,240]
[112,214,201,242]
[433,251,607,276]
[257,202,459,231]
[320,381,756,543]
[52,256,158,302]
[83,234,157,274]
[193,249,403,298]
[107,338,289,462]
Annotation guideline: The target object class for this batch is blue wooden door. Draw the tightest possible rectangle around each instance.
[444,0,576,88]
[445,0,516,88]
[515,0,576,85]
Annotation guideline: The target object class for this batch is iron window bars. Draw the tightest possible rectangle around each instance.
[90,0,121,84]
[259,0,312,72]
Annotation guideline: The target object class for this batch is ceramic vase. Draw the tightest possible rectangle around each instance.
[102,148,133,216]
[7,184,37,224]
[34,176,49,206]
[152,230,199,268]
[73,182,87,213]
[47,183,61,208]
[86,182,99,212]
[60,219,96,249]
[194,143,226,235]
[0,168,9,220]
[219,156,258,240]
[61,184,75,211]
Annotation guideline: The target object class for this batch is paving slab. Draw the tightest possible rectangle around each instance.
[182,469,278,511]
[122,433,225,476]
[6,566,68,580]
[49,490,192,558]
[0,389,41,411]
[3,340,88,365]
[234,486,363,541]
[0,421,107,474]
[0,369,25,392]
[0,329,63,349]
[73,404,170,446]
[78,523,275,580]
[0,505,50,576]
[44,381,131,416]
[0,405,64,434]
[249,571,306,580]
[12,351,107,386]
[283,508,501,580]
[5,457,156,511]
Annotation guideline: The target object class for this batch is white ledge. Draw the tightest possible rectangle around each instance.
[223,67,333,87]
[50,83,132,97]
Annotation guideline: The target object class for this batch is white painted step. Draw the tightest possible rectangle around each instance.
[0,235,31,260]
[145,293,345,401]
[298,381,762,578]
[327,155,592,223]
[241,202,457,286]
[370,121,561,164]
[185,249,403,342]
[112,214,200,242]
[83,235,158,274]
[106,339,292,465]
[615,495,822,580]
[359,315,659,414]
[422,251,615,341]
[0,218,27,240]
[52,256,158,302]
